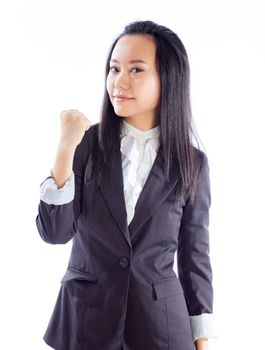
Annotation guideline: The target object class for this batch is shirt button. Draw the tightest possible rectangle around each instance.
[119,257,129,269]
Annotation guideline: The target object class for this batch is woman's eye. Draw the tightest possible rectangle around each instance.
[109,66,118,73]
[131,67,142,73]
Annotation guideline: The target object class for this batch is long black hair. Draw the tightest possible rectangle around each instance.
[97,20,200,203]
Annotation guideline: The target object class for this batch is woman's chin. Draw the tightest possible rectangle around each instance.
[114,110,131,118]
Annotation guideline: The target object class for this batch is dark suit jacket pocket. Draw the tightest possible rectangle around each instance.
[60,267,99,284]
[60,267,102,306]
[152,276,184,300]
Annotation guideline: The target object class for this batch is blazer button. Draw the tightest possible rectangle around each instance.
[119,257,129,269]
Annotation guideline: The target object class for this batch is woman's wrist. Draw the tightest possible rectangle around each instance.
[194,338,209,350]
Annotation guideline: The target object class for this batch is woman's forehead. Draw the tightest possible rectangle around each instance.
[111,34,156,64]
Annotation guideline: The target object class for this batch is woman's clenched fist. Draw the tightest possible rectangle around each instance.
[59,109,91,149]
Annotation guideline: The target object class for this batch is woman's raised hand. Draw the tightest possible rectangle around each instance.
[51,109,91,188]
[59,109,91,149]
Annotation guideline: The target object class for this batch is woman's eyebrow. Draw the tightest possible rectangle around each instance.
[110,59,148,65]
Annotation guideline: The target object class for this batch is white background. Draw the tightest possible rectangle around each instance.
[0,0,264,349]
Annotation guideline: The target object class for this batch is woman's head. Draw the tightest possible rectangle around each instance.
[99,20,198,202]
[105,21,191,127]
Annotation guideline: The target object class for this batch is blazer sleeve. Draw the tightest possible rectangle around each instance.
[35,131,89,245]
[177,151,214,317]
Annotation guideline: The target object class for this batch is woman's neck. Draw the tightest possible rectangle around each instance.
[122,116,158,131]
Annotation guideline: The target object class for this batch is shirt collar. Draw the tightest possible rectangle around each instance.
[120,119,160,142]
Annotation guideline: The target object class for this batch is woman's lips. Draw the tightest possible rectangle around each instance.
[112,95,133,100]
[113,96,134,102]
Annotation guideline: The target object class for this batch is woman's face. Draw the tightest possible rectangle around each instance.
[106,34,160,126]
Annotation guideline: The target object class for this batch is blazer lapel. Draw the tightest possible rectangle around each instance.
[128,145,180,243]
[98,144,131,248]
[99,143,180,247]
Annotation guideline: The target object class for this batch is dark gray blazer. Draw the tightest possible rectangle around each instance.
[36,123,213,350]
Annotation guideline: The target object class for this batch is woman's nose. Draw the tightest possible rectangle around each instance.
[114,71,129,90]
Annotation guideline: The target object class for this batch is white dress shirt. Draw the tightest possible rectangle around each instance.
[39,119,217,342]
[119,120,160,224]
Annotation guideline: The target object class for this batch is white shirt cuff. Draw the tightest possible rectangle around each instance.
[190,313,218,341]
[39,170,75,205]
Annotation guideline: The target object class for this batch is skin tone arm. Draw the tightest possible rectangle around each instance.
[195,338,209,350]
[52,109,91,188]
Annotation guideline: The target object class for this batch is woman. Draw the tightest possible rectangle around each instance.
[36,20,217,350]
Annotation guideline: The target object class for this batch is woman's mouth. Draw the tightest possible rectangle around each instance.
[113,96,134,102]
